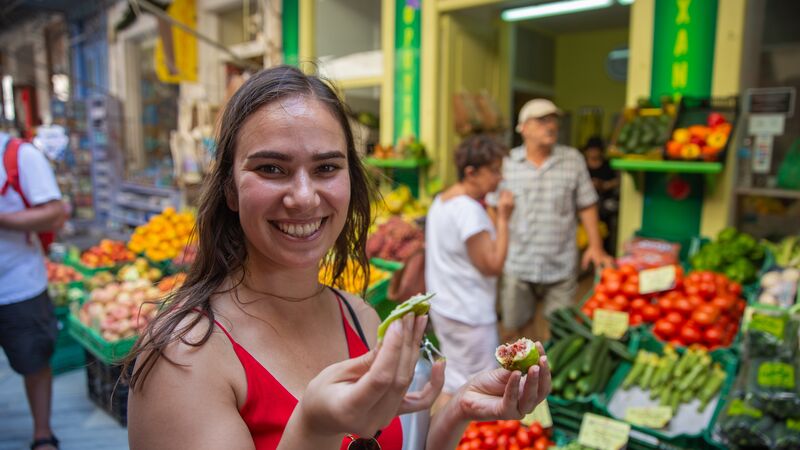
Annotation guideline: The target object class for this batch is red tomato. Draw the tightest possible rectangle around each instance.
[630,313,644,326]
[703,326,724,347]
[509,442,521,450]
[642,304,661,322]
[654,319,677,339]
[594,292,610,304]
[679,326,702,345]
[700,271,716,283]
[698,303,722,321]
[735,299,747,315]
[622,282,639,298]
[584,298,600,310]
[673,297,693,317]
[711,296,736,313]
[500,420,520,435]
[516,428,531,447]
[619,264,637,277]
[627,273,640,286]
[630,297,648,311]
[687,272,703,285]
[665,311,685,326]
[605,280,621,296]
[594,283,609,296]
[469,440,482,450]
[466,430,481,440]
[484,436,498,449]
[533,436,551,450]
[657,297,675,314]
[602,302,624,312]
[728,282,743,297]
[687,294,704,309]
[612,294,630,310]
[699,282,717,299]
[527,423,543,440]
[691,310,715,326]
[602,267,620,282]
[581,305,595,318]
[497,434,509,449]
[684,284,700,297]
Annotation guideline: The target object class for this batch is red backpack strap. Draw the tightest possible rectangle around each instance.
[2,138,30,206]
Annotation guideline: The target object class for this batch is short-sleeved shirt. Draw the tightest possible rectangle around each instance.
[0,133,62,305]
[499,145,598,283]
[425,195,498,325]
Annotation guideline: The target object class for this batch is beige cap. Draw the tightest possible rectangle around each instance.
[516,99,562,131]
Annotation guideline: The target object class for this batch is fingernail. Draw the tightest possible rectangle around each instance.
[541,355,548,364]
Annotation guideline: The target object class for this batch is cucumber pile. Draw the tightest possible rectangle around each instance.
[622,346,726,413]
[547,307,633,400]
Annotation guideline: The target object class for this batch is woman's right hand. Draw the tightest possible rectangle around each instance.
[497,190,514,221]
[282,313,441,446]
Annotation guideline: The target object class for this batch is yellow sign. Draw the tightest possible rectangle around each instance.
[155,0,198,83]
[639,265,677,294]
[592,309,630,339]
[624,406,673,429]
[521,399,552,428]
[578,413,631,450]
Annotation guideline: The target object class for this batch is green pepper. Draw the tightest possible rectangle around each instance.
[718,227,739,243]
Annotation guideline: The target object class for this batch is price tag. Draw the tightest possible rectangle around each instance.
[749,312,787,339]
[592,309,629,339]
[639,265,676,294]
[727,399,763,418]
[624,406,673,429]
[757,361,795,389]
[578,413,630,450]
[521,399,553,428]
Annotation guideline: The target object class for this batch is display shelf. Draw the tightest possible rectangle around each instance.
[115,199,168,213]
[363,157,431,169]
[611,159,723,174]
[735,186,800,200]
[119,182,179,197]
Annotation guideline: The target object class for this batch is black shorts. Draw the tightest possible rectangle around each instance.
[0,290,58,375]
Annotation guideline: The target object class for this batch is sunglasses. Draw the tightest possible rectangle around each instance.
[345,431,381,450]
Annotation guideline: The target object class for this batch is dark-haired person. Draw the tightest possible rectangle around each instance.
[425,135,513,404]
[126,66,550,450]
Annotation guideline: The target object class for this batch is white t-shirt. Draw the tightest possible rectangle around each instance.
[425,195,498,325]
[0,133,62,305]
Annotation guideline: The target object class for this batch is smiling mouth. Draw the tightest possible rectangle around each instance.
[270,218,327,239]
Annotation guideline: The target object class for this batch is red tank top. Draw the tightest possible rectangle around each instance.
[209,296,404,449]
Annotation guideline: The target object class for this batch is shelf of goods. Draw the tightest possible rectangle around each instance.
[111,183,182,229]
[87,95,124,224]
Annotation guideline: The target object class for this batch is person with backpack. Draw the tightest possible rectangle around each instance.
[0,131,67,450]
[425,135,516,405]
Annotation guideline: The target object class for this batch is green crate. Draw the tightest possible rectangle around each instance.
[369,258,404,273]
[51,340,86,375]
[67,313,137,365]
[596,330,738,450]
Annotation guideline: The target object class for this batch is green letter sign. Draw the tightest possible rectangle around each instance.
[394,0,421,144]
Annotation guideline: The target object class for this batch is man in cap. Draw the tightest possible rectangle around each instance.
[494,99,613,338]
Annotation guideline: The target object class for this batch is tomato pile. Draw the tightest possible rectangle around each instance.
[458,420,553,450]
[581,266,746,350]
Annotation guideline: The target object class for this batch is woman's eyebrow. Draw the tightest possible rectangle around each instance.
[312,151,346,161]
[247,150,291,161]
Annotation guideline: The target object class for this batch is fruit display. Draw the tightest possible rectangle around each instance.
[318,260,389,294]
[80,239,135,268]
[496,338,540,372]
[457,420,553,450]
[650,271,745,349]
[171,243,198,269]
[116,257,164,283]
[622,346,726,413]
[157,273,187,294]
[690,227,765,284]
[756,268,799,308]
[78,280,161,342]
[46,259,83,283]
[127,207,195,262]
[665,112,732,161]
[611,112,673,158]
[581,264,657,325]
[48,283,85,308]
[85,271,116,291]
[372,136,426,160]
[366,216,424,262]
[372,185,428,223]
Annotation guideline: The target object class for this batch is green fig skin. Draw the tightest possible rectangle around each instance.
[376,293,435,342]
[495,338,540,372]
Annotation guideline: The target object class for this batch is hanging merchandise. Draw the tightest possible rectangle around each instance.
[170,101,203,185]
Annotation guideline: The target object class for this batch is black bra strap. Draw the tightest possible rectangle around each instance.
[329,287,370,351]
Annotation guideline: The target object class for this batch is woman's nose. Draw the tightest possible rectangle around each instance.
[283,171,321,210]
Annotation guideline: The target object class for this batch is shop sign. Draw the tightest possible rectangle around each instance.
[394,0,421,144]
[155,0,198,83]
[650,0,718,102]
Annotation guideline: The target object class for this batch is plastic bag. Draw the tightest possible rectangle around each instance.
[773,418,800,450]
[746,357,800,419]
[777,139,800,190]
[718,394,774,448]
[744,307,799,360]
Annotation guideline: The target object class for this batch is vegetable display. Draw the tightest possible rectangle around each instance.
[690,227,765,284]
[665,112,732,161]
[457,420,553,450]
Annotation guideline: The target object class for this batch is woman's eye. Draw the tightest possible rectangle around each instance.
[317,164,341,174]
[256,164,284,175]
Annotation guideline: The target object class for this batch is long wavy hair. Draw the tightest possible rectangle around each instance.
[124,65,374,391]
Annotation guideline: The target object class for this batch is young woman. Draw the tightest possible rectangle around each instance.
[126,66,550,450]
[425,135,514,401]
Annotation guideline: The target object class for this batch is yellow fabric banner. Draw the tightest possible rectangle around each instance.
[155,0,197,83]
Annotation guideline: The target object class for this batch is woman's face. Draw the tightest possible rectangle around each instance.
[468,159,503,196]
[230,95,351,270]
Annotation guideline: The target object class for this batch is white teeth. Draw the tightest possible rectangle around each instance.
[275,220,322,238]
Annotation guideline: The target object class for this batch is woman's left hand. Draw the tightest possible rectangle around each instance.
[455,341,551,421]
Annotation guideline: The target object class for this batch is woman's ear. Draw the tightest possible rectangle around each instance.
[463,165,476,179]
[225,182,239,212]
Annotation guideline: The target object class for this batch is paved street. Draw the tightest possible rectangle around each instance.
[0,353,129,450]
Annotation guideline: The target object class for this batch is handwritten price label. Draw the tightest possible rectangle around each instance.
[521,399,552,428]
[757,361,795,389]
[624,406,673,429]
[639,265,677,294]
[749,312,787,339]
[592,309,630,339]
[578,413,630,450]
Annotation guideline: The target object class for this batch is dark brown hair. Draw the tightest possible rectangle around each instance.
[454,134,507,181]
[124,65,374,391]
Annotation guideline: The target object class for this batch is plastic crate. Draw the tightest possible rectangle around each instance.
[50,306,86,374]
[596,330,738,450]
[67,313,137,365]
[84,350,131,426]
[607,104,677,161]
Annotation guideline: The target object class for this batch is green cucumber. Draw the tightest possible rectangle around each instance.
[582,335,605,374]
[555,336,586,370]
[622,351,648,389]
[553,353,584,392]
